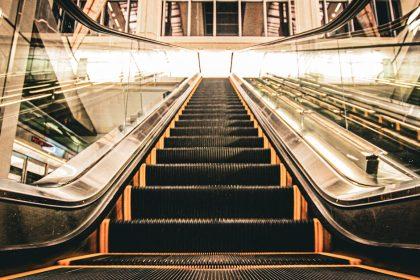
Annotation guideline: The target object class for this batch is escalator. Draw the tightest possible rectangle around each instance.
[2,0,420,278]
[8,79,412,279]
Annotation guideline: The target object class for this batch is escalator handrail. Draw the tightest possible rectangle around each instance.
[0,74,201,208]
[57,0,182,49]
[231,74,420,249]
[232,74,420,207]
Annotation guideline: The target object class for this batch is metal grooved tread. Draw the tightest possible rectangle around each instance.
[108,219,315,252]
[16,267,403,280]
[70,253,350,266]
[131,186,293,219]
[145,164,281,186]
[155,148,271,163]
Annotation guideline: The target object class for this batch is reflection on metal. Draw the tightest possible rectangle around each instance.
[0,73,201,207]
[232,74,420,250]
[231,74,419,205]
[265,75,420,151]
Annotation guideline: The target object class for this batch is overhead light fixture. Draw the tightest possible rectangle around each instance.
[334,4,341,13]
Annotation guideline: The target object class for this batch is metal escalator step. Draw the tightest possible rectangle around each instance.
[191,94,237,96]
[145,164,280,186]
[131,186,293,219]
[156,148,270,163]
[170,127,258,137]
[182,109,248,114]
[179,114,250,120]
[191,93,237,96]
[187,99,243,106]
[69,253,352,266]
[188,100,241,104]
[175,120,254,127]
[189,97,241,100]
[164,136,263,148]
[16,266,403,279]
[190,96,240,102]
[108,219,314,252]
[189,97,240,100]
[185,105,244,110]
[187,102,243,107]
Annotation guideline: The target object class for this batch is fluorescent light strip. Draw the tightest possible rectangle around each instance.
[5,83,51,94]
[0,94,52,108]
[54,83,100,94]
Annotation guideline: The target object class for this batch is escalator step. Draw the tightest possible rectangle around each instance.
[175,120,254,127]
[189,98,240,101]
[156,148,271,163]
[69,253,351,266]
[190,94,237,97]
[188,98,241,101]
[193,97,237,100]
[185,105,244,110]
[108,219,315,252]
[131,186,293,219]
[19,266,401,279]
[179,114,250,120]
[170,127,258,137]
[145,164,280,186]
[187,103,243,107]
[182,109,248,114]
[193,92,236,95]
[164,136,264,148]
[188,100,242,103]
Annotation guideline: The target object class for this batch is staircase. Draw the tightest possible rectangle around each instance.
[10,79,412,279]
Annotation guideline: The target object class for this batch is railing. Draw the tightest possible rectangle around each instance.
[0,0,202,253]
[231,2,420,204]
[0,0,199,185]
[228,4,420,249]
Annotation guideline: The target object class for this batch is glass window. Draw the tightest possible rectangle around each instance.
[266,1,291,37]
[319,1,326,25]
[321,1,349,34]
[373,0,402,36]
[105,1,129,32]
[376,0,390,25]
[326,1,346,22]
[163,1,188,36]
[241,2,264,36]
[353,2,377,35]
[390,0,402,19]
[216,2,238,36]
[125,1,139,34]
[375,0,400,26]
[191,2,214,36]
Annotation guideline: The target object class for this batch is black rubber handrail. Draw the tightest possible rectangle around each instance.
[57,0,182,49]
[242,0,372,50]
